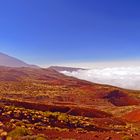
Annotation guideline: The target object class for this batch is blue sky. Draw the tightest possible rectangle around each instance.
[0,0,140,66]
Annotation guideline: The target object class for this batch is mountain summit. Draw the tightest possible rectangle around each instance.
[0,52,38,68]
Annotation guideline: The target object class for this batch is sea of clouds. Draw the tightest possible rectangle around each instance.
[61,67,140,90]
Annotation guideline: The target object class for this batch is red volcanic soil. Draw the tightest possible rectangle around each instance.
[78,86,140,107]
[93,117,126,126]
[0,66,92,86]
[68,107,112,118]
[0,67,140,139]
[34,129,140,140]
[1,99,112,118]
[123,109,140,122]
[0,66,139,112]
[103,90,140,106]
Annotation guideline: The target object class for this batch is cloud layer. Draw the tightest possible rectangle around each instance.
[61,67,140,90]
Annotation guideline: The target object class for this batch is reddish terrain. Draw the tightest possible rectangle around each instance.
[0,66,139,139]
[123,109,140,122]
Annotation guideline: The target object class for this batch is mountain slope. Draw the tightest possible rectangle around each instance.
[0,66,91,86]
[49,66,86,72]
[0,66,140,139]
[0,52,38,68]
[0,66,139,108]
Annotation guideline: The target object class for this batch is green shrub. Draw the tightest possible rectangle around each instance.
[8,126,29,138]
[35,136,46,140]
[122,135,133,140]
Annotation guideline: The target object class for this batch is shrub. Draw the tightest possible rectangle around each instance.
[8,126,29,138]
[122,136,133,140]
[35,136,46,140]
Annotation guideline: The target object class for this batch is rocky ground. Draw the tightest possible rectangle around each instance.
[0,67,140,139]
[0,103,139,140]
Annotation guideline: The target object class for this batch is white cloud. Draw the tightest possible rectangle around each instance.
[61,67,140,90]
[43,60,140,69]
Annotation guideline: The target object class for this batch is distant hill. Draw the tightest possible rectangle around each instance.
[0,66,139,108]
[49,66,86,72]
[0,52,39,68]
[0,66,91,86]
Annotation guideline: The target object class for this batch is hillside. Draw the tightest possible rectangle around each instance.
[0,52,38,68]
[0,66,139,139]
[49,66,86,72]
[0,66,139,107]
